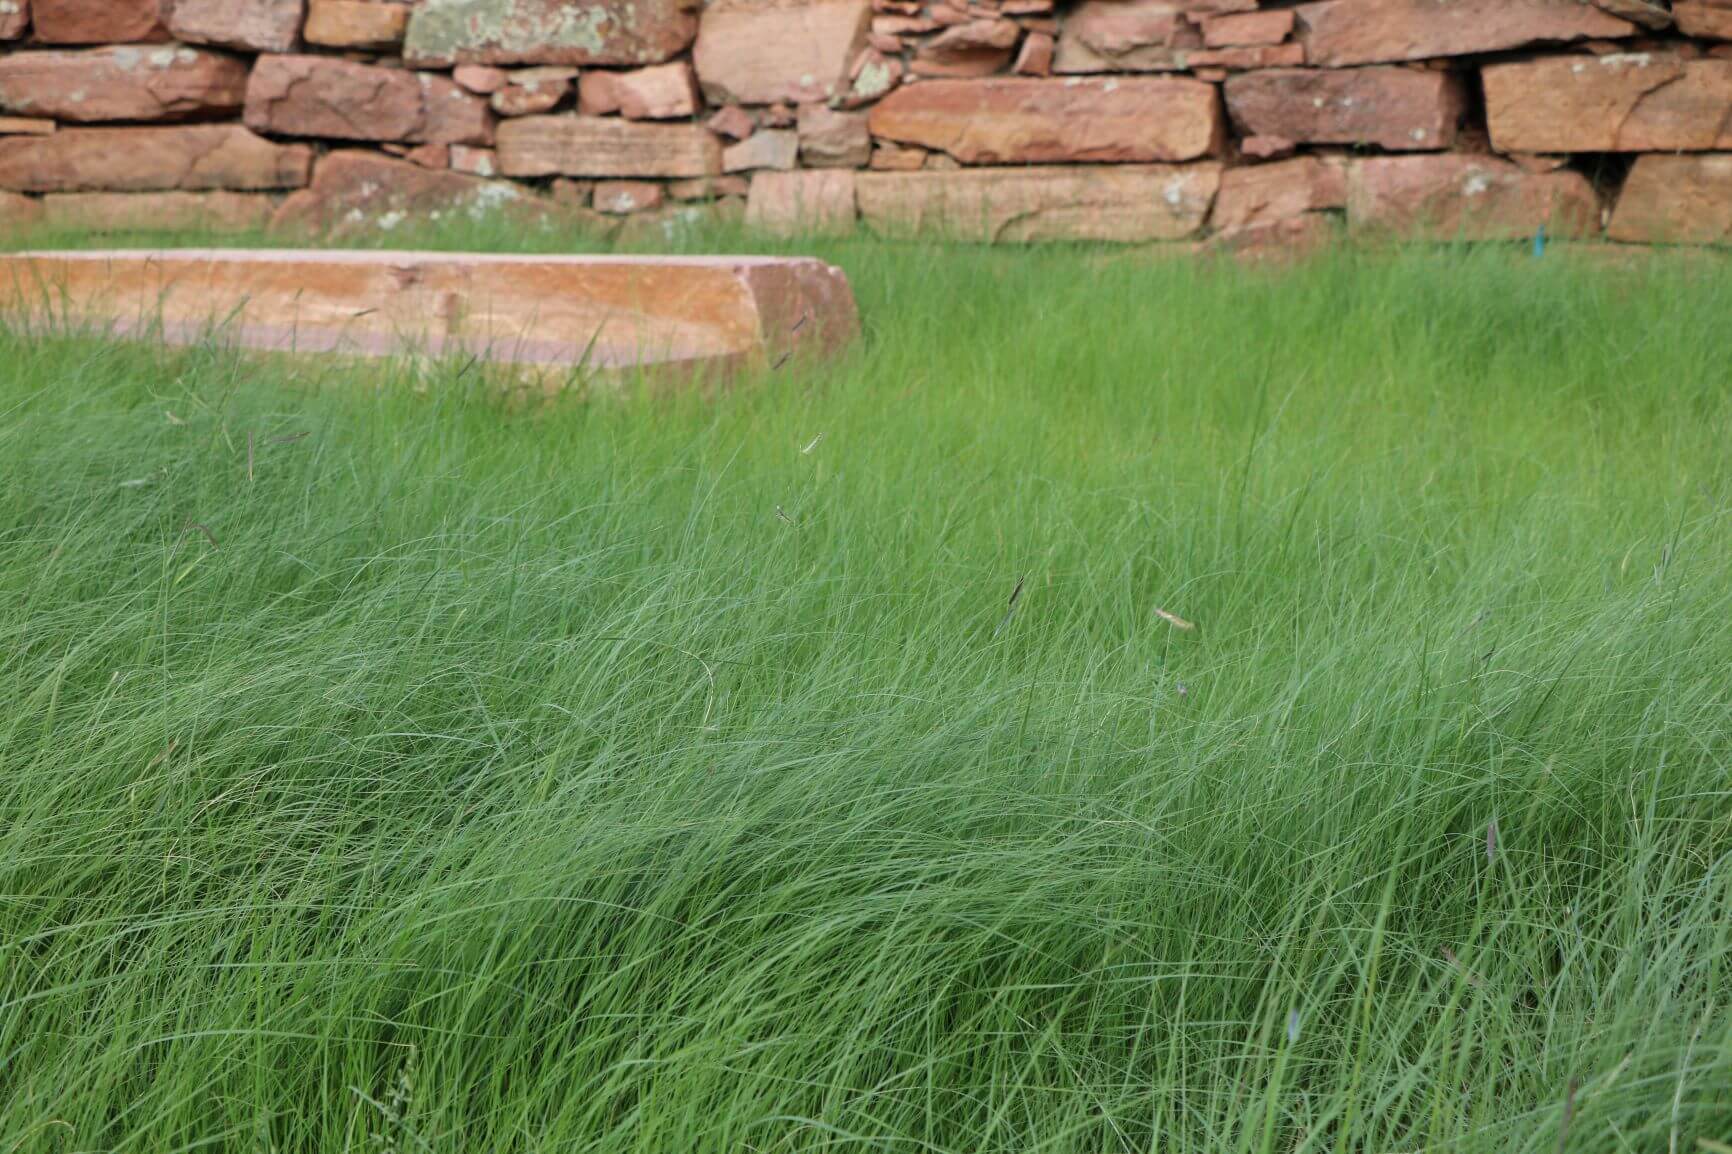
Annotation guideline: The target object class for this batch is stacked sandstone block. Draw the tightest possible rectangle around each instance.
[1,0,1731,248]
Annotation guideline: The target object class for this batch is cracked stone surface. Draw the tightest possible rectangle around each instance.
[0,125,311,192]
[1610,153,1732,242]
[244,55,492,145]
[405,0,698,66]
[0,45,249,124]
[1484,54,1732,153]
[168,0,304,54]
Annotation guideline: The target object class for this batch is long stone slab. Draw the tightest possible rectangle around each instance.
[0,249,859,379]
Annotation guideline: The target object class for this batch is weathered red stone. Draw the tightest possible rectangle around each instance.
[694,0,872,104]
[1211,156,1345,235]
[1608,153,1732,243]
[1054,0,1201,73]
[911,18,1021,76]
[405,0,699,66]
[723,129,800,173]
[0,0,27,39]
[0,125,310,193]
[856,163,1220,242]
[0,117,55,135]
[169,0,304,53]
[1013,30,1054,74]
[868,77,1221,164]
[496,116,723,178]
[32,0,168,43]
[1294,0,1635,67]
[593,179,664,213]
[1201,10,1292,48]
[304,0,410,50]
[1484,55,1732,152]
[583,63,700,120]
[0,248,860,379]
[0,46,249,124]
[797,104,870,168]
[746,169,858,235]
[491,68,575,117]
[1224,68,1466,151]
[39,190,275,232]
[1675,2,1732,38]
[271,150,541,233]
[1346,154,1600,239]
[245,56,493,146]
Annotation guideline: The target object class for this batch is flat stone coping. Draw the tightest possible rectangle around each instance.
[0,249,860,378]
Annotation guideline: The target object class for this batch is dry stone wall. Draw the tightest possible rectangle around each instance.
[0,0,1724,249]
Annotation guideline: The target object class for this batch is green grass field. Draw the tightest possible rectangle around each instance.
[3,231,1731,1153]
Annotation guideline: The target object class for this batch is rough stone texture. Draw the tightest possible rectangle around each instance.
[723,129,800,172]
[1346,154,1600,239]
[454,65,509,94]
[270,150,540,232]
[868,77,1221,164]
[32,0,167,42]
[583,63,700,120]
[0,125,311,192]
[1054,0,1203,73]
[0,117,55,135]
[1014,31,1054,75]
[304,0,409,49]
[1211,155,1345,234]
[746,169,857,234]
[491,69,574,117]
[169,0,305,53]
[856,163,1220,242]
[1484,55,1732,153]
[1676,2,1732,38]
[693,0,872,105]
[798,104,870,167]
[0,46,250,125]
[1595,0,1672,30]
[1202,10,1292,48]
[1294,0,1635,67]
[0,190,42,229]
[405,0,699,67]
[594,179,665,213]
[911,18,1021,77]
[1609,153,1732,243]
[497,116,722,178]
[0,248,858,378]
[1224,68,1466,151]
[39,190,275,232]
[0,0,27,39]
[449,144,496,174]
[245,56,493,145]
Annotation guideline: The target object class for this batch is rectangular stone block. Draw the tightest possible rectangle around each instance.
[867,77,1222,165]
[0,249,859,379]
[245,56,493,145]
[1224,67,1466,151]
[1608,153,1732,244]
[32,0,167,43]
[856,164,1219,243]
[497,116,722,178]
[304,0,411,49]
[1484,55,1732,153]
[0,126,312,193]
[0,45,249,124]
[1346,154,1600,239]
[405,0,698,66]
[166,0,303,53]
[1294,0,1634,67]
[39,191,275,233]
